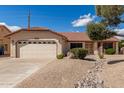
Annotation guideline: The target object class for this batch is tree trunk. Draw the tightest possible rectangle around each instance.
[99,41,103,56]
[98,41,104,59]
[94,41,99,61]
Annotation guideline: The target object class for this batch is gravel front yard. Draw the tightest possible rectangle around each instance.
[16,58,94,88]
[100,56,124,88]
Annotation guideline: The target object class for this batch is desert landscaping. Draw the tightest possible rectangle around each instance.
[15,55,124,88]
[16,58,94,88]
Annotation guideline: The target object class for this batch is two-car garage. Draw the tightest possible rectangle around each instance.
[16,40,57,59]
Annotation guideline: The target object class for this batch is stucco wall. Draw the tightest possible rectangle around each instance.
[9,31,68,58]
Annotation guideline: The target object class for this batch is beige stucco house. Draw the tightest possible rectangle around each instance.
[0,26,119,59]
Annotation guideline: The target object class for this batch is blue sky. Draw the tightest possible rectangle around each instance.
[1,5,124,33]
[0,5,96,32]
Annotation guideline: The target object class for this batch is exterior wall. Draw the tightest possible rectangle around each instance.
[9,31,67,58]
[85,42,94,54]
[112,41,119,54]
[61,39,68,55]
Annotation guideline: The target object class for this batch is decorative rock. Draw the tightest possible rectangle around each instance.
[74,61,105,88]
[67,52,74,59]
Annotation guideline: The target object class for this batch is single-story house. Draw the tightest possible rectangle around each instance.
[0,26,119,59]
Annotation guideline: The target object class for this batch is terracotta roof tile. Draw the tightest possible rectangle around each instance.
[58,32,119,42]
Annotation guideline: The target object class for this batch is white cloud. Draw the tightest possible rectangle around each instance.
[76,31,79,32]
[72,13,96,27]
[0,22,21,32]
[114,29,124,40]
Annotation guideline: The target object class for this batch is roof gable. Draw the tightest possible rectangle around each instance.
[0,25,11,37]
[5,27,68,40]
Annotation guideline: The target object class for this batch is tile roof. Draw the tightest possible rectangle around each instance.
[4,26,119,42]
[58,32,119,42]
[5,27,68,40]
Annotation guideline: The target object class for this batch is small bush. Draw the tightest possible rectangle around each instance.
[57,54,64,59]
[105,48,116,55]
[70,48,88,59]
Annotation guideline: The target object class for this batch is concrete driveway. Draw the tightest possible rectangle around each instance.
[0,58,53,88]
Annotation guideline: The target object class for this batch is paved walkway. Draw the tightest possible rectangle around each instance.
[0,58,53,88]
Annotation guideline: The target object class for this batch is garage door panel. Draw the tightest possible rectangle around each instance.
[18,41,57,59]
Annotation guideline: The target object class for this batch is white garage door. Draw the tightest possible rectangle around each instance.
[17,40,57,59]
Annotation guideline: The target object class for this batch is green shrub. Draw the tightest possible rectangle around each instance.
[57,54,64,59]
[105,48,116,55]
[70,48,88,59]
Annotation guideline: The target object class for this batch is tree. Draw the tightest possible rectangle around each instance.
[87,23,116,59]
[95,5,124,27]
[95,5,124,54]
[87,23,116,41]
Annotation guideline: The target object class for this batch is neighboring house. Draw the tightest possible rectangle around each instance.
[0,25,11,56]
[2,26,119,59]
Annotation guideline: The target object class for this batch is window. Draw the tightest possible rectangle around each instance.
[43,42,46,44]
[23,42,26,44]
[28,42,31,44]
[33,42,36,44]
[70,43,82,49]
[38,42,42,44]
[18,42,22,44]
[103,42,113,49]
